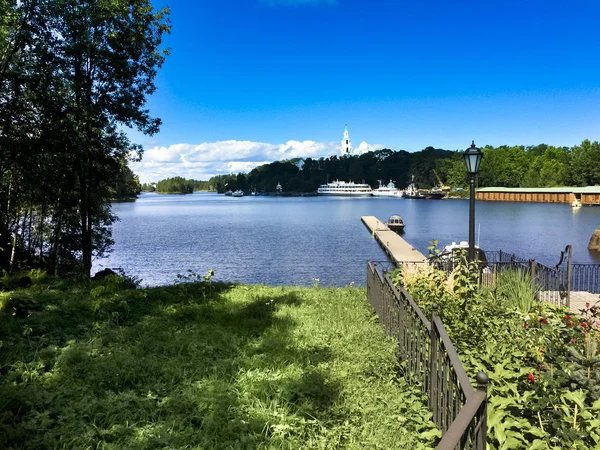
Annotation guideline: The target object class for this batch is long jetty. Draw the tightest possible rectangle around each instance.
[361,216,427,264]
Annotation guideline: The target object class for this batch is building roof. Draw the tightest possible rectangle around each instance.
[477,186,600,194]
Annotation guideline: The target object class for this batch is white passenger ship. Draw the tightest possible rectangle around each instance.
[317,180,373,196]
[371,180,403,198]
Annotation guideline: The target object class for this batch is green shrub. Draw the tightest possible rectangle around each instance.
[492,268,540,314]
[396,259,600,450]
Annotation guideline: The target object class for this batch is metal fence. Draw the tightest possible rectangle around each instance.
[570,263,600,294]
[431,248,577,308]
[367,261,488,450]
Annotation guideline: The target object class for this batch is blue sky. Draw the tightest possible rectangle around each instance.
[131,0,600,182]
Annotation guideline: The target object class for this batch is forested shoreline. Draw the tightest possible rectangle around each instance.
[150,140,600,195]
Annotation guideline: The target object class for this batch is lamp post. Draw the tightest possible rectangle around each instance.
[463,141,483,263]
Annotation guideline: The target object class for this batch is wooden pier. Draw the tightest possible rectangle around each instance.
[361,216,427,264]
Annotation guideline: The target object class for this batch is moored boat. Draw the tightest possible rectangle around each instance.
[232,190,244,197]
[317,180,373,196]
[403,178,426,199]
[372,180,403,198]
[386,214,405,233]
[432,241,489,272]
[425,186,447,200]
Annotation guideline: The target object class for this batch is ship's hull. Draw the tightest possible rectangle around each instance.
[317,191,373,196]
[372,191,403,197]
[426,192,446,200]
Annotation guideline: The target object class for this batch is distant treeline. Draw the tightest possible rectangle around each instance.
[202,140,600,193]
[150,177,210,194]
[146,140,600,195]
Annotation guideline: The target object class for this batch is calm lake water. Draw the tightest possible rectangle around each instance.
[93,192,600,287]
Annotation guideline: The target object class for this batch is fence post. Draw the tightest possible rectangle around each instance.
[529,259,537,293]
[429,303,439,421]
[566,245,572,310]
[475,372,489,450]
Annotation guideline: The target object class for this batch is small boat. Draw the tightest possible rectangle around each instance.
[403,178,426,199]
[232,190,244,197]
[224,190,233,196]
[425,185,447,200]
[572,199,582,208]
[434,241,489,272]
[386,215,405,233]
[372,180,403,198]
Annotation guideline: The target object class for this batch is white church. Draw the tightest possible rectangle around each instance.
[340,123,366,157]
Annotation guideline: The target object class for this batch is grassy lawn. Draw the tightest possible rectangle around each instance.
[0,274,439,449]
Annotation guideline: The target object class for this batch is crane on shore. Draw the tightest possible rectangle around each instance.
[433,169,450,191]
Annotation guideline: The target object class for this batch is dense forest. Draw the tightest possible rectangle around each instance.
[151,177,210,194]
[197,140,600,194]
[0,0,169,275]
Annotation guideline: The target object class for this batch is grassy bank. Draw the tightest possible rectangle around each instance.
[0,273,439,449]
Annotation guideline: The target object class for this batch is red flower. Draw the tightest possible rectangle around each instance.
[586,302,590,308]
[566,321,573,327]
[564,315,571,320]
[523,321,527,328]
[581,322,587,328]
[539,317,548,325]
[527,373,535,383]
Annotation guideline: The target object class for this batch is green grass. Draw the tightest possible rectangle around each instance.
[0,275,438,449]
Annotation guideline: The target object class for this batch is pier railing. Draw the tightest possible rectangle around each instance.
[367,261,488,450]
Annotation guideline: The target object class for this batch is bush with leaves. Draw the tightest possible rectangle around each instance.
[392,247,600,449]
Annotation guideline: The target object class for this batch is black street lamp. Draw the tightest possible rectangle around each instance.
[463,141,483,263]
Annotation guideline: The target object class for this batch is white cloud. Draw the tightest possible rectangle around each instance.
[356,141,383,154]
[131,139,358,182]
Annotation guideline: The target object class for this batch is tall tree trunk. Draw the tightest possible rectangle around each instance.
[38,204,46,264]
[26,207,33,258]
[9,212,23,273]
[52,212,62,276]
[79,149,93,277]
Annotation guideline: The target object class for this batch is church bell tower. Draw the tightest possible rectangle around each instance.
[340,123,352,156]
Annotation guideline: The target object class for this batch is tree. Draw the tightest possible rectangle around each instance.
[569,140,600,186]
[47,0,170,275]
[0,0,170,275]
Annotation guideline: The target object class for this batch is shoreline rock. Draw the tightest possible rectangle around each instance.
[588,226,600,251]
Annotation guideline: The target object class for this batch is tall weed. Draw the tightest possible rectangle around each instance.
[494,268,540,314]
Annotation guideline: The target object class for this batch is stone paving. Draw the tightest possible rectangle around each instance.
[568,291,600,314]
[539,290,599,314]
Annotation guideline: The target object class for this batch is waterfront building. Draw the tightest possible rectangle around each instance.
[477,186,600,205]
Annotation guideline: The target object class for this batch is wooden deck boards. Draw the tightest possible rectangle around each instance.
[361,216,427,264]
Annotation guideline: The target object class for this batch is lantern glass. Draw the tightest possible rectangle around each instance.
[463,141,483,175]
